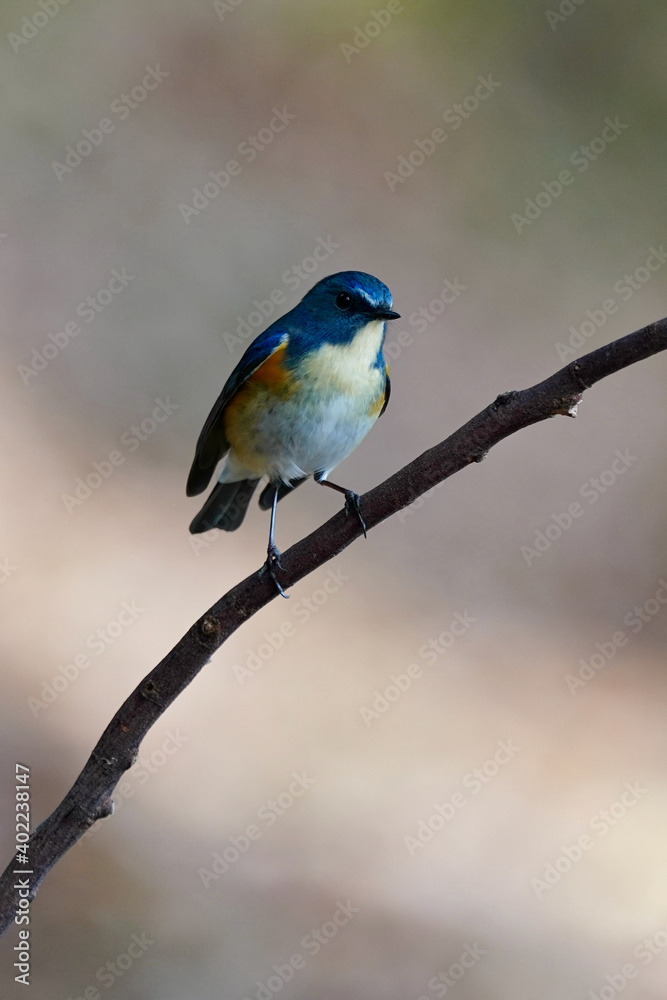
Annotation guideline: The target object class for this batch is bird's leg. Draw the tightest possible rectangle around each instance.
[262,484,289,598]
[314,473,367,538]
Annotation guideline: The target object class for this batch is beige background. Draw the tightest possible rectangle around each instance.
[1,0,667,997]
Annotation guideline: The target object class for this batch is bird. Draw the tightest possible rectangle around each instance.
[186,270,400,596]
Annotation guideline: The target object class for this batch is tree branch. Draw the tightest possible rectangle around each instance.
[2,317,666,935]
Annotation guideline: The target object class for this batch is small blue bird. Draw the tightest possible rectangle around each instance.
[187,271,400,595]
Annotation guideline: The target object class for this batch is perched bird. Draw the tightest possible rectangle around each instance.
[187,270,400,595]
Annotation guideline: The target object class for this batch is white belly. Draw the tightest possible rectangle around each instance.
[256,391,379,482]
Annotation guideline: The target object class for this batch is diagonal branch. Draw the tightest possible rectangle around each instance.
[1,317,666,935]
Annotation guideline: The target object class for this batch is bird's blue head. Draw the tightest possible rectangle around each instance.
[292,271,400,347]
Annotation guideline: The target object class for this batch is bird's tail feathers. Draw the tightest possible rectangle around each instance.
[189,479,258,534]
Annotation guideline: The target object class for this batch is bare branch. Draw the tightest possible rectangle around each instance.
[2,316,665,935]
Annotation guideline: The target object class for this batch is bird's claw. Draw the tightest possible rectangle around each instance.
[344,491,367,538]
[263,543,289,598]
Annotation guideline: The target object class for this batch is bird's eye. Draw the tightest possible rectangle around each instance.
[335,292,353,311]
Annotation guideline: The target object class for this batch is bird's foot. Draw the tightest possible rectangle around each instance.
[262,543,289,599]
[344,491,367,538]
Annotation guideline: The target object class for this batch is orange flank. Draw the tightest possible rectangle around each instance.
[368,371,388,417]
[223,341,296,474]
[248,340,293,391]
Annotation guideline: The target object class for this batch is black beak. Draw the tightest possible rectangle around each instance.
[376,309,401,321]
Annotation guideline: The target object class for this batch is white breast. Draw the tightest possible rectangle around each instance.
[300,320,386,396]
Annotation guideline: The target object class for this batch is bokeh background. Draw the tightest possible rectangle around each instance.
[2,0,667,996]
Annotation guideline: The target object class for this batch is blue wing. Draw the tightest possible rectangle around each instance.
[186,327,288,496]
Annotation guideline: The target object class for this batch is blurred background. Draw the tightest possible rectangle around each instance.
[1,0,667,996]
